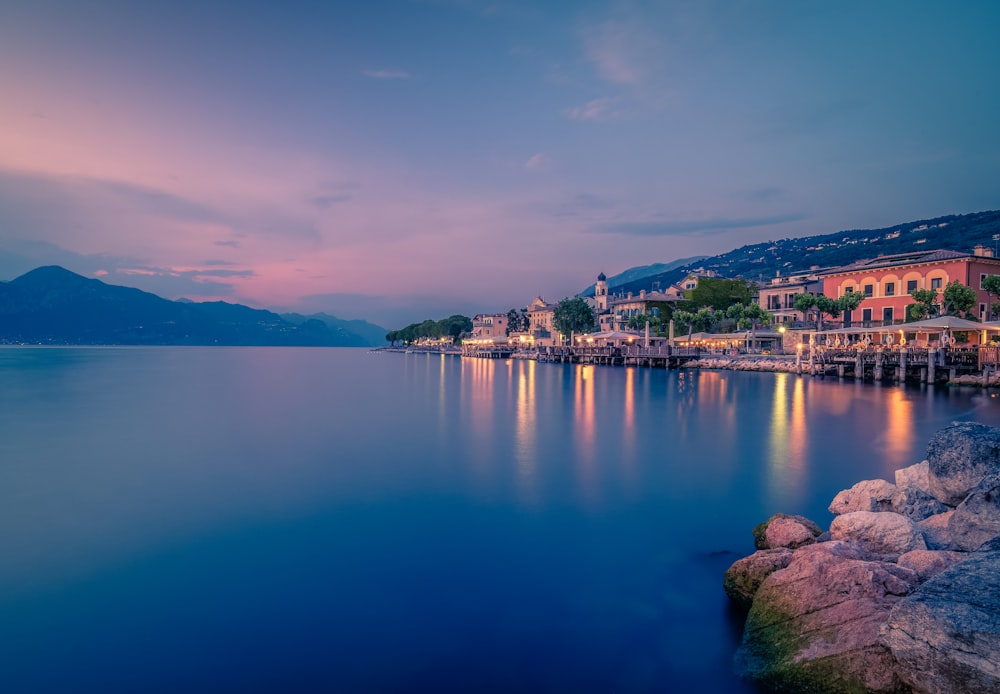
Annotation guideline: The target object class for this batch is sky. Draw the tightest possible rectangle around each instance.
[1,0,999,328]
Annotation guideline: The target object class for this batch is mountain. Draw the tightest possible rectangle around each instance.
[281,312,387,347]
[603,210,1000,296]
[0,266,384,346]
[577,256,707,297]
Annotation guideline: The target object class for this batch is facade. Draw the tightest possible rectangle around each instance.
[605,289,679,331]
[526,297,559,346]
[757,273,824,325]
[822,248,1000,327]
[471,313,508,342]
[679,269,718,292]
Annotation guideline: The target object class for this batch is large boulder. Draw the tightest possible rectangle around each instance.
[926,422,1000,506]
[752,513,823,550]
[882,541,1000,693]
[723,548,794,609]
[948,470,1000,551]
[737,541,917,693]
[830,511,927,560]
[917,511,954,551]
[829,479,897,515]
[891,486,949,521]
[895,460,930,494]
[896,549,967,583]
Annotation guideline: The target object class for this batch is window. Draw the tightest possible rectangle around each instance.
[931,277,943,290]
[863,284,874,297]
[981,303,987,319]
[651,307,660,317]
[907,279,918,293]
[883,307,894,323]
[862,308,872,322]
[982,274,988,289]
[884,282,895,297]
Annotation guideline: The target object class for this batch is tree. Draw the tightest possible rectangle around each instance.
[907,288,939,320]
[837,291,864,314]
[626,313,662,332]
[941,281,976,317]
[505,308,529,336]
[982,275,1000,318]
[442,315,473,342]
[552,297,595,338]
[683,278,756,310]
[793,293,818,325]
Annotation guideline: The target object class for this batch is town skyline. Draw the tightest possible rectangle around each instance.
[2,1,999,327]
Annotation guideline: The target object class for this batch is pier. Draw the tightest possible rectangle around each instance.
[460,342,1000,386]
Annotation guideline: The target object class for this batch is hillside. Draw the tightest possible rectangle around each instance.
[604,210,1000,296]
[0,266,385,346]
[577,256,707,297]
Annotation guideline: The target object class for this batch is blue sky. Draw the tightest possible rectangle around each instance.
[1,0,998,327]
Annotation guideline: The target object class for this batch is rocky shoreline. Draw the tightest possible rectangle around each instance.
[724,422,1000,693]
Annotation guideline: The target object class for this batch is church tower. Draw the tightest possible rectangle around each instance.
[595,272,608,312]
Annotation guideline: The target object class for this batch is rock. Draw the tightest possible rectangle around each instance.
[896,549,967,583]
[752,513,823,550]
[829,479,897,515]
[764,517,821,550]
[882,545,1000,694]
[917,511,954,550]
[830,511,927,560]
[895,461,930,493]
[723,548,794,609]
[948,470,1000,551]
[926,422,1000,506]
[737,541,917,693]
[891,485,949,521]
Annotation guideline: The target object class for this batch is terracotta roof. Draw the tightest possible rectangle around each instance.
[821,249,981,275]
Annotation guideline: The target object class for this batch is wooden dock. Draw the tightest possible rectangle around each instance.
[461,342,1000,385]
[807,345,1000,384]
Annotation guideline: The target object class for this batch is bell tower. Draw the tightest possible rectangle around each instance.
[595,272,608,312]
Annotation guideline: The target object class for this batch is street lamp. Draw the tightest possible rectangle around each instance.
[778,325,786,354]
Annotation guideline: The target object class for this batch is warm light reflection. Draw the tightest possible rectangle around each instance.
[573,365,599,506]
[621,367,638,492]
[514,360,539,506]
[767,373,809,505]
[461,356,496,451]
[881,389,915,473]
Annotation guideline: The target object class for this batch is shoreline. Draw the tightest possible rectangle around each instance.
[380,346,1000,387]
[725,422,1000,693]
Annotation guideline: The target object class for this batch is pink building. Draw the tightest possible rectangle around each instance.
[822,248,1000,326]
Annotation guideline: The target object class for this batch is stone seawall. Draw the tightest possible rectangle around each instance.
[725,422,1000,693]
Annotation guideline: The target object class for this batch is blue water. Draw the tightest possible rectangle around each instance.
[2,347,999,692]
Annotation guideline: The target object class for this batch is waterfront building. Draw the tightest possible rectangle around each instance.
[757,272,824,325]
[526,297,559,346]
[822,247,1000,327]
[471,313,508,342]
[605,289,682,331]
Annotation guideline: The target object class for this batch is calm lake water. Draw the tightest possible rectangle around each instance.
[2,347,1000,692]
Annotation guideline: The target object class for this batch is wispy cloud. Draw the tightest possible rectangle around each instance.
[594,214,807,237]
[565,97,620,122]
[523,152,548,171]
[582,18,645,86]
[362,68,412,79]
[308,193,353,208]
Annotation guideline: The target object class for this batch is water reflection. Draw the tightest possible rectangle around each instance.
[766,373,809,506]
[514,360,538,506]
[574,365,599,507]
[621,368,637,492]
[881,389,915,475]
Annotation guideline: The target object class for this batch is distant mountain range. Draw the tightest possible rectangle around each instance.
[586,210,1000,296]
[0,266,387,346]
